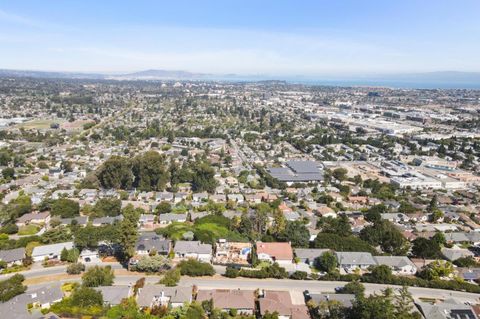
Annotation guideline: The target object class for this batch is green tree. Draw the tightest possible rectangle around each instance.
[0,274,26,302]
[360,220,410,255]
[419,260,454,280]
[369,265,393,282]
[317,215,352,237]
[51,198,80,218]
[2,167,15,180]
[71,286,103,308]
[178,259,215,276]
[411,237,440,259]
[394,286,421,319]
[159,268,181,286]
[94,198,122,217]
[277,220,310,248]
[332,168,348,181]
[118,204,140,260]
[156,201,172,215]
[82,265,115,287]
[132,255,171,273]
[314,251,338,273]
[96,156,133,189]
[191,162,217,193]
[132,151,169,191]
[341,280,365,297]
[313,233,375,254]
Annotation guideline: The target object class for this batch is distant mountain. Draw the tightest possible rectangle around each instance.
[1,68,479,88]
[108,69,210,80]
[0,69,104,79]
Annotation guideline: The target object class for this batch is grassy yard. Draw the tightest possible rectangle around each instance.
[18,224,40,235]
[16,119,64,130]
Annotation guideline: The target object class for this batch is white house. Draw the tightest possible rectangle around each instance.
[373,256,417,275]
[173,241,212,262]
[31,242,74,262]
[335,252,376,273]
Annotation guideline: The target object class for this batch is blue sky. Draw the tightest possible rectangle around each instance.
[0,0,479,75]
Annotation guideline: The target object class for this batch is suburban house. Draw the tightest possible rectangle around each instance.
[95,286,132,305]
[192,192,209,202]
[59,216,88,227]
[26,283,63,309]
[138,214,156,229]
[156,192,174,203]
[16,211,51,227]
[173,241,212,262]
[305,292,356,309]
[256,242,293,265]
[31,242,74,262]
[335,252,376,273]
[91,215,123,226]
[294,248,330,266]
[196,289,255,315]
[135,232,171,256]
[441,247,475,261]
[214,240,251,266]
[137,285,192,308]
[258,290,310,319]
[159,213,187,225]
[79,248,100,263]
[0,247,25,267]
[416,299,478,319]
[373,256,417,275]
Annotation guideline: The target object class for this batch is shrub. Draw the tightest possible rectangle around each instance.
[67,262,86,275]
[224,266,239,278]
[178,259,215,277]
[82,265,115,287]
[159,268,181,286]
[290,271,308,280]
[0,274,26,302]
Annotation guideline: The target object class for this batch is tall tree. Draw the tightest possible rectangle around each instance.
[118,204,140,260]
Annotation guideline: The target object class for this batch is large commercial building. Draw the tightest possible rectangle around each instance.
[268,160,323,183]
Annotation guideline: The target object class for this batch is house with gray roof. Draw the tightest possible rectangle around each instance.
[294,248,330,266]
[137,285,192,308]
[335,252,376,273]
[95,286,132,305]
[416,299,477,319]
[91,215,123,226]
[0,284,63,319]
[441,247,474,261]
[373,256,417,275]
[136,232,171,255]
[31,241,74,262]
[159,213,187,224]
[174,240,212,262]
[306,292,356,308]
[59,216,88,227]
[0,247,25,267]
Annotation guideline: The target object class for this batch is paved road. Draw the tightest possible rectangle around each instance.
[12,264,480,304]
[175,278,480,304]
[0,262,124,280]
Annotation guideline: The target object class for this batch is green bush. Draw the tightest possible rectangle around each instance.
[0,274,26,302]
[66,262,85,275]
[290,271,308,280]
[51,199,80,218]
[82,265,115,287]
[159,268,181,286]
[224,266,239,278]
[178,259,215,277]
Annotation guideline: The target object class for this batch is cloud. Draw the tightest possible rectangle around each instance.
[0,9,40,27]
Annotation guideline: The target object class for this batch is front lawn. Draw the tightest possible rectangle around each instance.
[17,225,40,235]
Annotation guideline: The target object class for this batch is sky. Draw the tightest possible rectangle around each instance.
[0,0,479,76]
